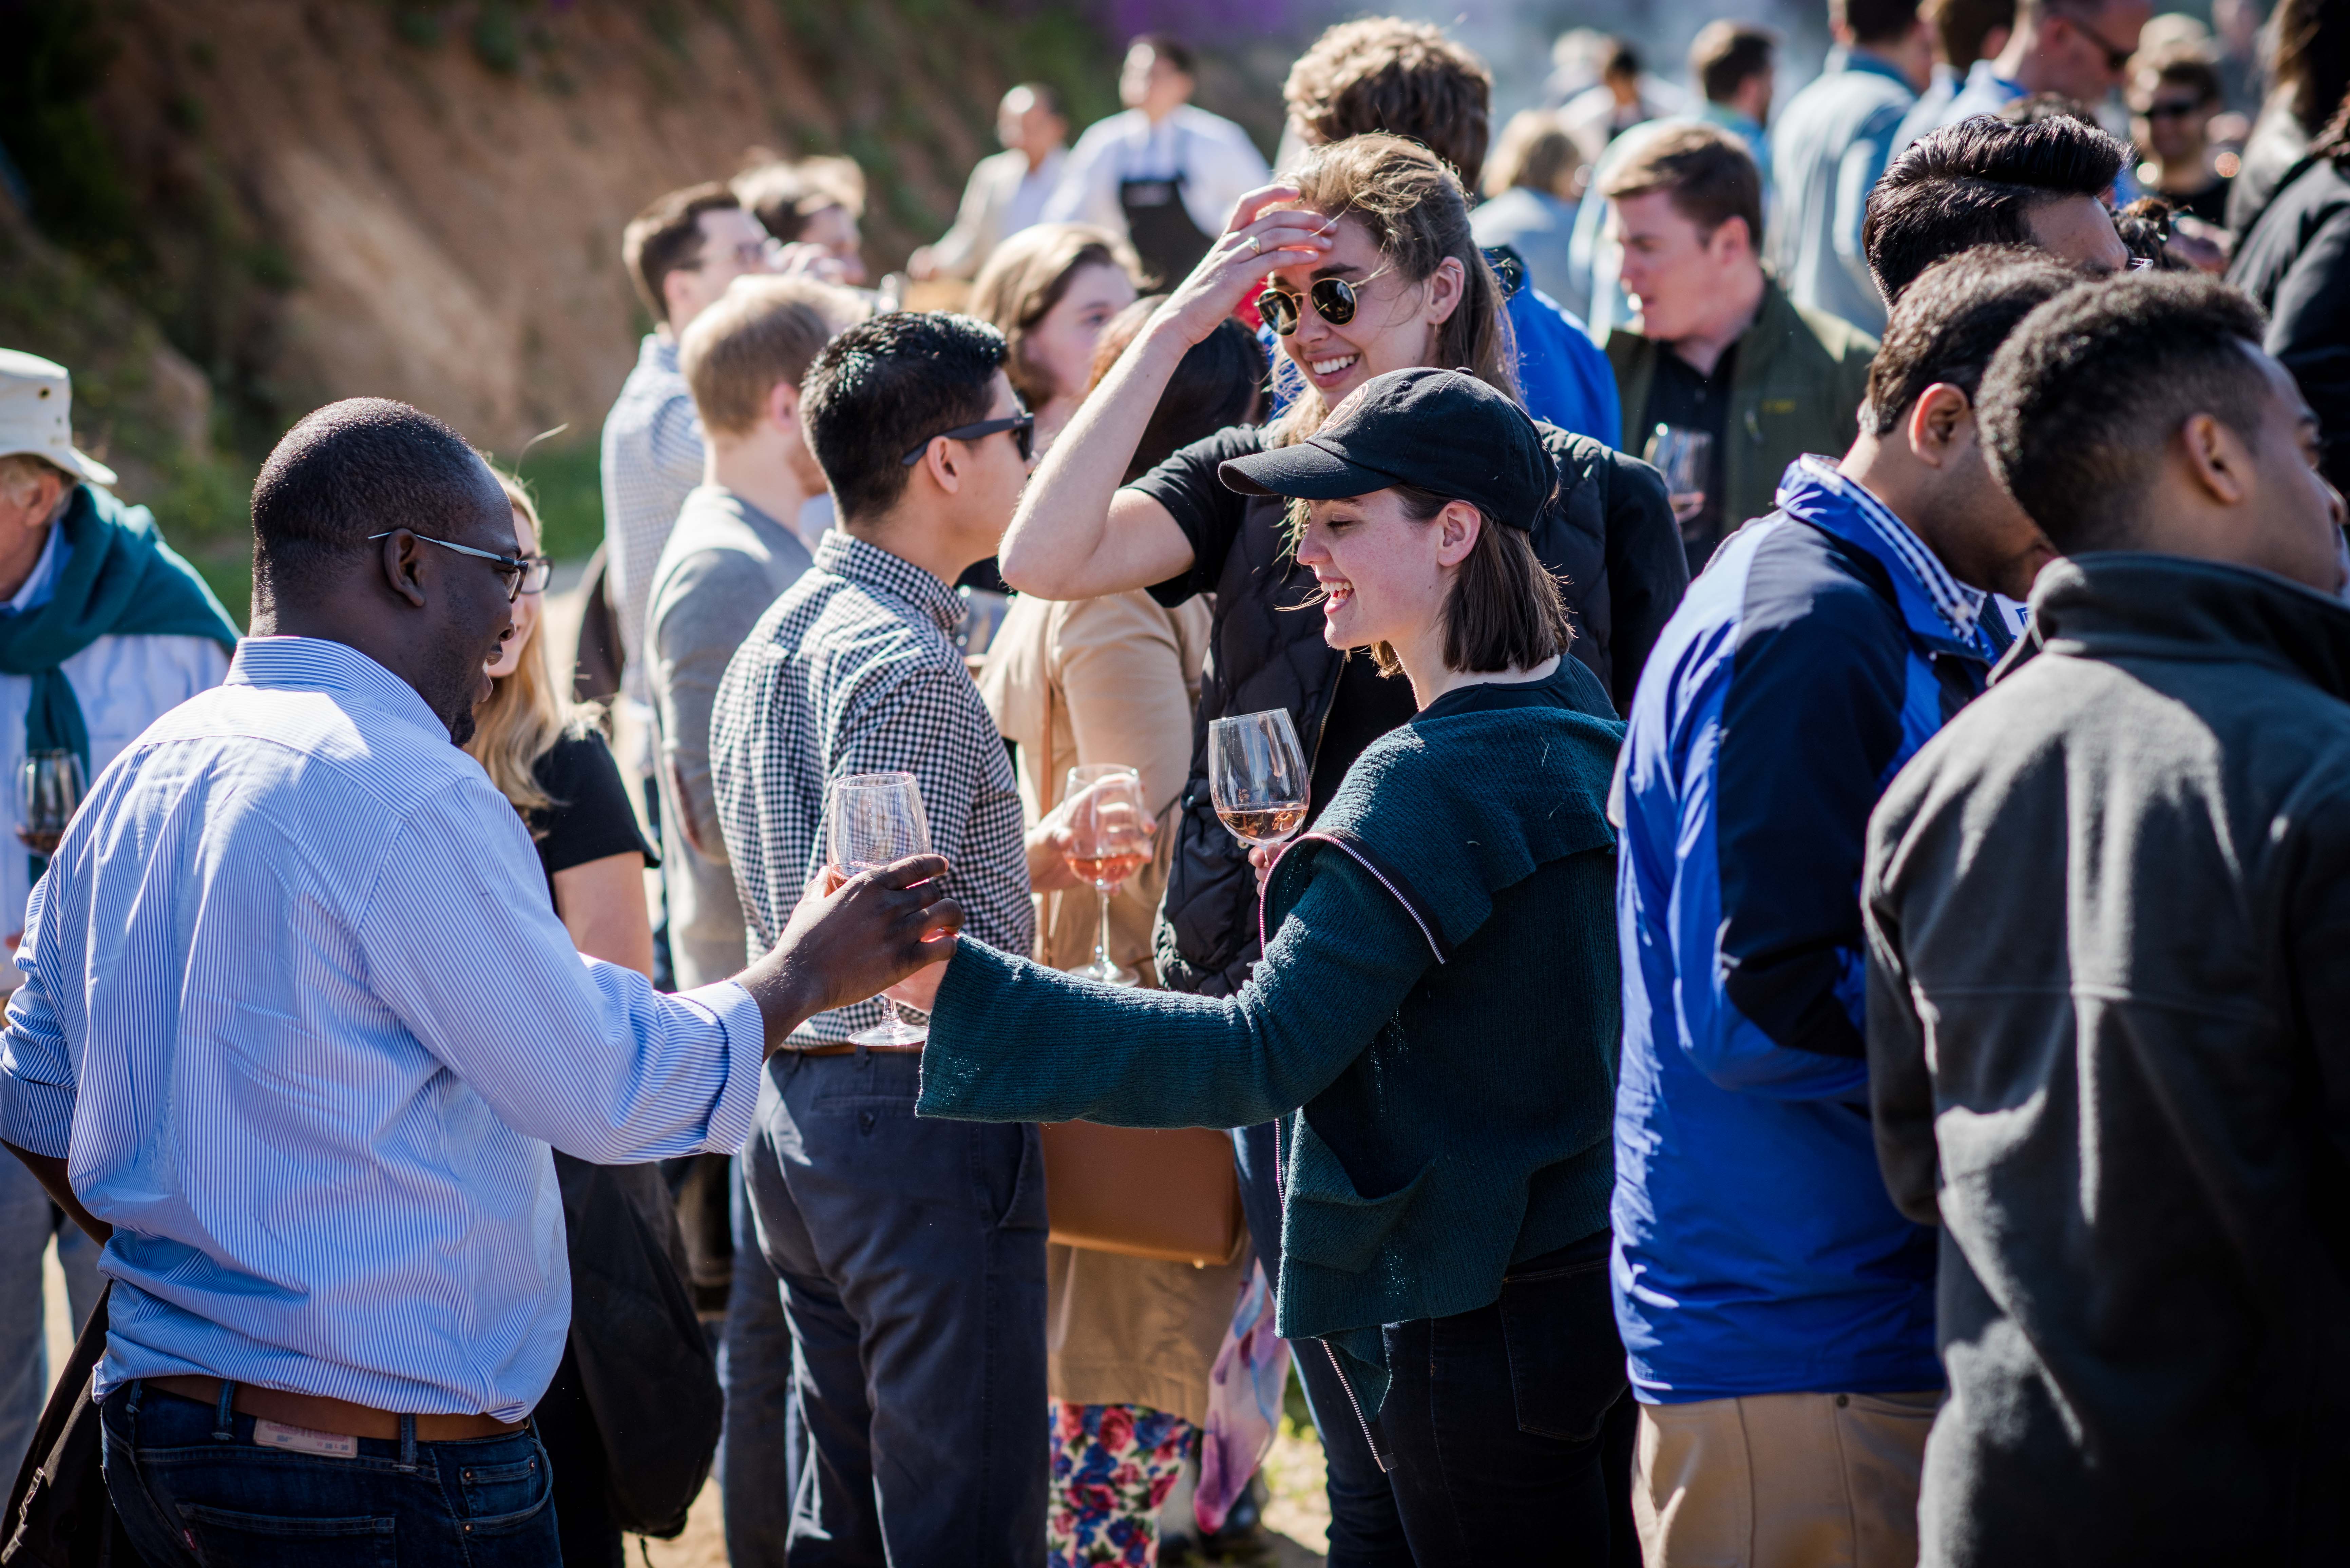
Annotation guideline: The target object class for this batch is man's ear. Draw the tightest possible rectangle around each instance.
[376,530,430,609]
[916,437,965,498]
[768,380,801,434]
[2178,411,2253,507]
[1903,384,1973,469]
[1709,215,1755,263]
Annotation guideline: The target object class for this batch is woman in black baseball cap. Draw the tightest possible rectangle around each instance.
[914,365,1637,1559]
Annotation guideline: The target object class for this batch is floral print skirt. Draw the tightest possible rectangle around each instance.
[1047,1400,1200,1567]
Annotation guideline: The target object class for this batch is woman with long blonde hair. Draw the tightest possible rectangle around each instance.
[992,132,1682,1555]
[967,222,1141,453]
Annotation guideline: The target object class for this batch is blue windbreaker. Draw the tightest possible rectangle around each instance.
[1609,457,1995,1402]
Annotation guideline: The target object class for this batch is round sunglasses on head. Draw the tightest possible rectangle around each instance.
[1260,277,1360,337]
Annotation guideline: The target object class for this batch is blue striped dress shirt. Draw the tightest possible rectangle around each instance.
[0,637,765,1420]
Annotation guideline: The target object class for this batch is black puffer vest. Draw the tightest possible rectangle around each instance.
[1154,426,1681,995]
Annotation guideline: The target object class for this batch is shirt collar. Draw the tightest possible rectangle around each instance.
[813,529,962,636]
[639,333,681,375]
[1964,58,2027,101]
[2,521,65,616]
[226,636,455,736]
[1775,456,1992,655]
[1835,47,1919,92]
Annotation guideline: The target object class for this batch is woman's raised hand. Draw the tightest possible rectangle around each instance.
[1155,184,1334,346]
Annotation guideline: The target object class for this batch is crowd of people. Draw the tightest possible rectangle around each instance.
[4,1,2350,1566]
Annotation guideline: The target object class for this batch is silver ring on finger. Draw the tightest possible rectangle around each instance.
[1246,235,1262,258]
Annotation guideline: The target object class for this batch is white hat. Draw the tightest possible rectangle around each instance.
[0,349,117,488]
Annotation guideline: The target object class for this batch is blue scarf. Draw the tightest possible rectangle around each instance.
[0,485,239,870]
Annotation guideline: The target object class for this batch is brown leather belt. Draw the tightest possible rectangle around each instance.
[148,1375,525,1443]
[787,1042,924,1056]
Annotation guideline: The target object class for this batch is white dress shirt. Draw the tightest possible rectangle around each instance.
[0,521,230,958]
[1044,106,1270,242]
[0,637,765,1419]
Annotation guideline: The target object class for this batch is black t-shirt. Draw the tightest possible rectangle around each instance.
[526,730,658,908]
[1132,424,1419,820]
[2173,175,2232,227]
[1641,343,1738,578]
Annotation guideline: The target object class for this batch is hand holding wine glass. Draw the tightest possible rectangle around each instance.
[1063,764,1150,987]
[825,772,936,1046]
[1209,710,1309,855]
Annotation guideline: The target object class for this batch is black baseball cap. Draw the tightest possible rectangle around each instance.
[1217,367,1555,529]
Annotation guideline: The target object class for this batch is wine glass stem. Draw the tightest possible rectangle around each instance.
[1093,883,1113,973]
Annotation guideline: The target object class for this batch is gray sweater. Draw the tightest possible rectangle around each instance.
[1866,554,2350,1566]
[646,486,812,988]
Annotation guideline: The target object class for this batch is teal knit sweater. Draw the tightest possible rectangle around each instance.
[918,659,1625,1417]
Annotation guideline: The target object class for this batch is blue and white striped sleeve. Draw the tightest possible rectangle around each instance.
[0,877,73,1158]
[354,777,766,1163]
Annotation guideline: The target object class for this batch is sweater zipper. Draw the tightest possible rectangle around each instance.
[1272,1114,1392,1473]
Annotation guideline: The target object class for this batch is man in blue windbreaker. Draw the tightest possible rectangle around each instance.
[1609,246,2081,1568]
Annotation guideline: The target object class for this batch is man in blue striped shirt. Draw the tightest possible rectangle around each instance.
[0,399,958,1568]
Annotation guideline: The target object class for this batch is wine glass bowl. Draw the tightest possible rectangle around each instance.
[1063,763,1148,987]
[825,772,935,1045]
[1644,424,1713,529]
[18,749,87,858]
[1208,710,1310,850]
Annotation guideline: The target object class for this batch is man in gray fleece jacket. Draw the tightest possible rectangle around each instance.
[1864,271,2350,1566]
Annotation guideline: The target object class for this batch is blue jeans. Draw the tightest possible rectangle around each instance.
[100,1380,558,1567]
[1374,1232,1633,1561]
[1235,1121,1411,1565]
[0,1150,103,1477]
[743,1050,1048,1566]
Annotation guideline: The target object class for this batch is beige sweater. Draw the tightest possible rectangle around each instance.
[980,588,1245,1425]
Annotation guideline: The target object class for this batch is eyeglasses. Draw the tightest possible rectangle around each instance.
[364,530,551,602]
[899,412,1036,466]
[682,237,780,272]
[1259,276,1360,336]
[2140,97,2207,121]
[2065,11,2139,74]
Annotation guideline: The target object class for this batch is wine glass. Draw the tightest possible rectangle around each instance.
[1062,763,1150,987]
[825,771,934,1046]
[1644,424,1713,529]
[1207,710,1309,853]
[18,750,87,859]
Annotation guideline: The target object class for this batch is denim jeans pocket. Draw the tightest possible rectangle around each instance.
[1496,1256,1628,1442]
[452,1441,553,1533]
[179,1503,397,1568]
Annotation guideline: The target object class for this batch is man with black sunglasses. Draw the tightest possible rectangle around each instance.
[708,313,1047,1565]
[1907,0,2153,200]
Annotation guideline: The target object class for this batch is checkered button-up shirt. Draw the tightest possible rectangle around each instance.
[600,333,706,730]
[710,529,1033,1042]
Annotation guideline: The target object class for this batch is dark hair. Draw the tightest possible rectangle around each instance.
[1690,22,1777,106]
[1379,486,1575,677]
[2141,50,2222,107]
[1923,0,2014,67]
[1599,122,1766,249]
[1837,0,1924,49]
[1130,32,1196,77]
[1862,111,2126,304]
[1087,300,1267,482]
[1009,80,1063,118]
[1281,19,1493,191]
[2271,0,2350,136]
[622,182,741,325]
[2113,195,2193,269]
[1978,272,2274,553]
[1861,245,2081,435]
[800,312,1008,524]
[251,398,498,593]
[1602,39,1642,80]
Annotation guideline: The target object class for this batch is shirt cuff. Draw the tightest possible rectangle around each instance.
[0,1067,72,1159]
[681,979,766,1154]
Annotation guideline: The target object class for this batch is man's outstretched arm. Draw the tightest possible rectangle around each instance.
[737,853,964,1055]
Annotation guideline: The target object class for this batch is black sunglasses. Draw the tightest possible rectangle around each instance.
[2067,12,2138,74]
[900,412,1035,466]
[1260,277,1360,336]
[2141,98,2207,121]
[364,530,548,602]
